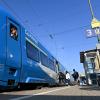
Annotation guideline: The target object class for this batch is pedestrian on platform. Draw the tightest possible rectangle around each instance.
[65,71,70,86]
[72,69,79,82]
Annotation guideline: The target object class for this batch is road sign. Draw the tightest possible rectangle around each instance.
[86,28,100,38]
[94,28,100,34]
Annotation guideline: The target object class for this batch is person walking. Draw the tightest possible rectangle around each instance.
[65,71,70,85]
[72,69,79,83]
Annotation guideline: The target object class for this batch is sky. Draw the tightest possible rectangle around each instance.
[0,0,100,73]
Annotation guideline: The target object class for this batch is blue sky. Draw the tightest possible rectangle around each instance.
[0,0,100,73]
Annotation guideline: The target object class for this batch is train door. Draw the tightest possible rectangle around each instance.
[56,61,60,73]
[6,18,21,84]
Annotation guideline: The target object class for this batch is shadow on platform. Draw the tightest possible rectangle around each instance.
[0,94,100,100]
[79,85,100,91]
[29,95,100,100]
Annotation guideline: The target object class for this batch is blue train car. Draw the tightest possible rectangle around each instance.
[0,7,65,89]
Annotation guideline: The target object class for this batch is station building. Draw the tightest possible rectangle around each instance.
[80,44,100,86]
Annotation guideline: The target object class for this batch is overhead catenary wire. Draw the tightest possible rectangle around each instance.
[1,0,91,37]
[1,1,94,42]
[1,0,44,42]
[28,0,48,27]
[39,24,90,38]
[24,0,91,38]
[51,24,89,36]
[1,1,96,47]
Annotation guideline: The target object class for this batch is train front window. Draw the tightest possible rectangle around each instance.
[10,23,18,40]
[26,41,39,62]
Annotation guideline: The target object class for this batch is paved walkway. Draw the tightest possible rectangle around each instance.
[0,85,100,100]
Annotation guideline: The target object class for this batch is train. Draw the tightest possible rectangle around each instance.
[0,7,66,89]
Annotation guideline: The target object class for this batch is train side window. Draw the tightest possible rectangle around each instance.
[26,41,39,62]
[10,23,18,40]
[40,52,48,67]
[49,58,55,71]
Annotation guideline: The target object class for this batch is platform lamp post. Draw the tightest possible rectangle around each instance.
[88,0,100,43]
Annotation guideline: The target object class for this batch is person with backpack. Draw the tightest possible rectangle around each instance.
[72,69,79,82]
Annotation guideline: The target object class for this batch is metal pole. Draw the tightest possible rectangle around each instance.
[97,35,100,43]
[88,0,95,19]
[88,0,100,43]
